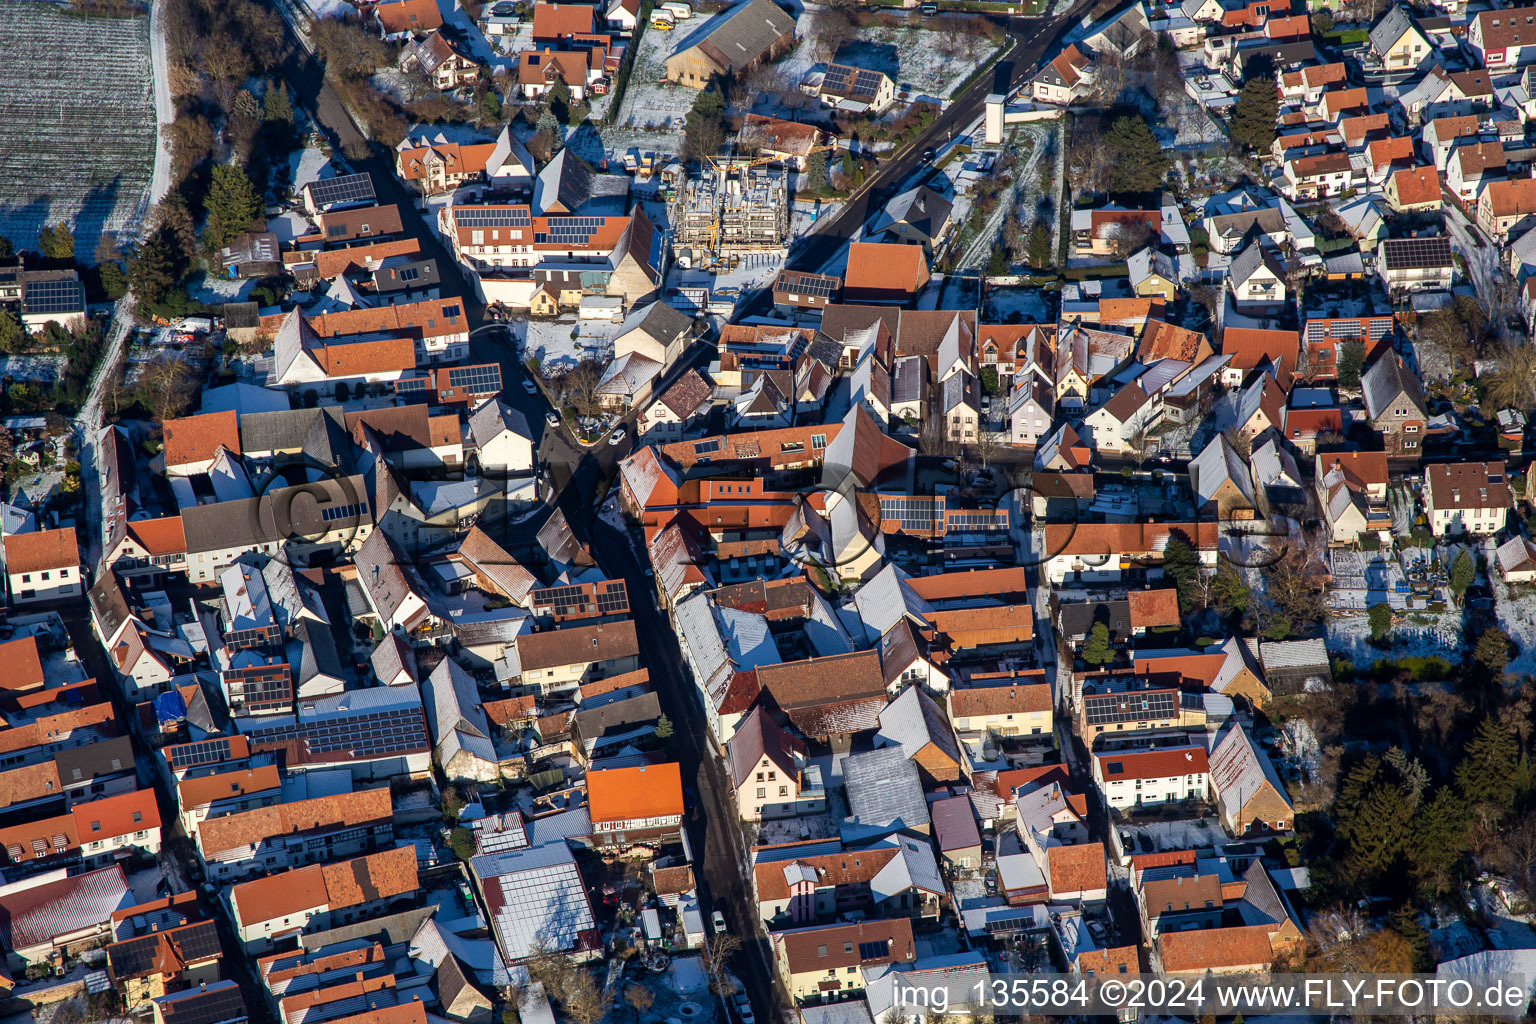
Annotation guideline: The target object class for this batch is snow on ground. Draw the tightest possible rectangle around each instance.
[1325,607,1463,667]
[674,250,788,297]
[187,272,257,305]
[524,317,621,374]
[0,354,67,383]
[614,16,697,129]
[774,4,1005,105]
[984,288,1050,322]
[299,0,355,19]
[289,146,336,193]
[148,0,175,213]
[1489,538,1536,676]
[268,209,313,244]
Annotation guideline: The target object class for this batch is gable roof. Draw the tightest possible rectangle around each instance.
[586,762,684,823]
[163,411,242,468]
[844,243,930,300]
[375,0,442,31]
[727,705,800,788]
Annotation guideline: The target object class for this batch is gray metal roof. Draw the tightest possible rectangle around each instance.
[843,746,929,829]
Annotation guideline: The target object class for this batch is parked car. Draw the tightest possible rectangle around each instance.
[607,426,627,446]
[712,910,727,933]
[545,411,561,427]
[521,378,538,394]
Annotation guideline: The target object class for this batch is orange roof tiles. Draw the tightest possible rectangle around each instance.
[196,788,392,858]
[1221,328,1299,384]
[320,336,418,377]
[1125,588,1180,629]
[843,242,930,301]
[532,1,596,39]
[163,411,241,468]
[1077,945,1139,975]
[1159,924,1278,973]
[1048,842,1107,896]
[126,516,187,557]
[1139,320,1210,363]
[0,761,62,809]
[307,239,423,279]
[308,299,467,341]
[586,763,684,824]
[0,636,44,692]
[376,0,442,33]
[319,844,418,907]
[949,683,1051,718]
[5,527,79,575]
[231,864,330,925]
[928,605,1033,647]
[752,843,897,900]
[1043,521,1218,556]
[1390,165,1442,207]
[176,764,282,811]
[0,702,115,756]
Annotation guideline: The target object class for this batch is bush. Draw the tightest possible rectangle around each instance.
[448,826,476,861]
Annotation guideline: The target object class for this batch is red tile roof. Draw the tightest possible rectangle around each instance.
[175,764,283,812]
[949,683,1051,718]
[586,763,684,824]
[1159,923,1277,973]
[376,0,442,32]
[532,1,596,39]
[1390,165,1442,207]
[163,410,241,468]
[1096,746,1209,781]
[1125,588,1180,629]
[196,788,392,858]
[1048,842,1107,896]
[0,636,44,692]
[5,527,79,574]
[843,243,930,301]
[126,516,187,557]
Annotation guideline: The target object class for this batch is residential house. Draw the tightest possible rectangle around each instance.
[842,243,930,305]
[1361,350,1428,456]
[0,865,131,969]
[228,846,419,952]
[586,763,685,848]
[947,682,1052,742]
[1226,243,1287,313]
[870,186,952,251]
[374,0,441,36]
[1208,722,1293,835]
[728,707,825,821]
[511,621,641,694]
[1424,461,1511,535]
[191,787,392,882]
[875,685,965,785]
[5,526,82,604]
[1368,6,1432,71]
[1316,452,1391,544]
[1385,165,1442,212]
[1093,746,1210,810]
[1479,178,1536,243]
[819,63,896,112]
[770,919,917,1004]
[1378,236,1455,294]
[1081,384,1154,456]
[1033,44,1096,103]
[1446,141,1507,202]
[1468,5,1536,68]
[401,32,482,90]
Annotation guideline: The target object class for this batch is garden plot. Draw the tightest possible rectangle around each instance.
[613,15,701,129]
[0,4,157,249]
[776,6,1006,103]
[523,317,622,374]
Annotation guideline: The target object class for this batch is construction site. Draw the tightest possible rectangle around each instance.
[669,159,790,264]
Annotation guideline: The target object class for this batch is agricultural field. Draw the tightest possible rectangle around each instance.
[0,3,157,251]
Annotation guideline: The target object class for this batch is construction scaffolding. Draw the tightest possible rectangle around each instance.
[669,158,789,261]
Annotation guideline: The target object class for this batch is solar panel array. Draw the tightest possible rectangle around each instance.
[245,704,428,759]
[159,983,247,1024]
[536,216,607,246]
[1082,689,1177,726]
[320,502,367,522]
[23,278,84,315]
[447,364,503,394]
[455,207,532,228]
[778,271,837,298]
[881,496,944,532]
[946,509,1009,530]
[165,737,235,769]
[597,579,629,613]
[307,173,376,208]
[394,377,431,394]
[1379,236,1453,269]
[694,439,721,455]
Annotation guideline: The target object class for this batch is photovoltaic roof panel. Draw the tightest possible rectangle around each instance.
[306,173,377,208]
[596,580,629,614]
[23,278,85,315]
[165,737,234,769]
[394,377,430,393]
[447,364,503,393]
[456,208,533,227]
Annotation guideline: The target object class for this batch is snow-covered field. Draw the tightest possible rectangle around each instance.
[985,287,1050,322]
[613,16,697,129]
[1326,608,1463,666]
[0,354,68,384]
[775,4,1005,103]
[299,0,354,19]
[186,272,257,306]
[523,318,621,374]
